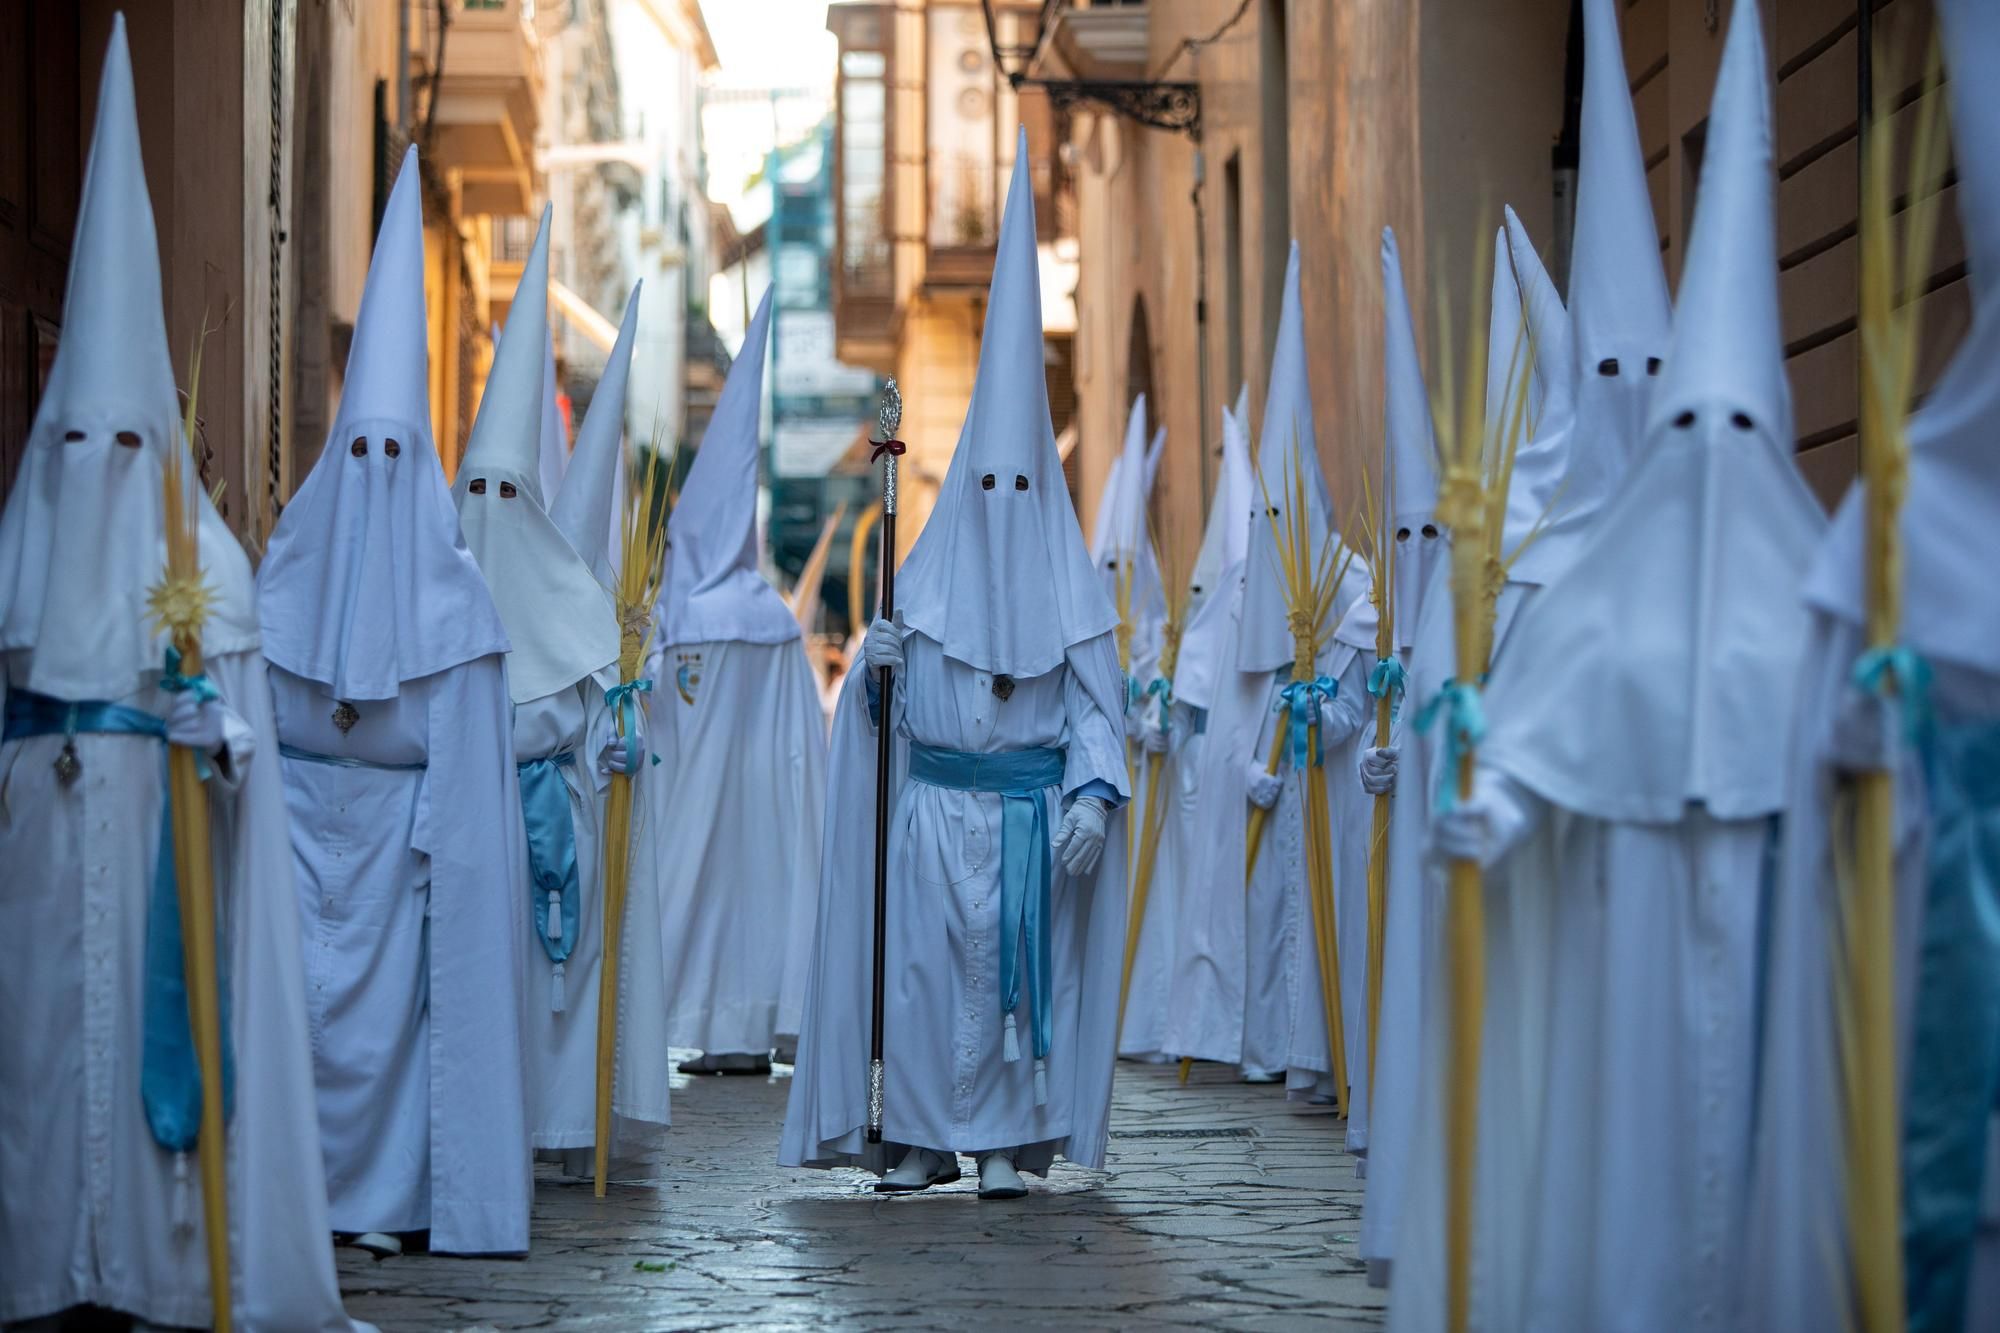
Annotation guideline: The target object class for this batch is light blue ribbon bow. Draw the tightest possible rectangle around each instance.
[1415,677,1487,814]
[1146,677,1174,736]
[1367,656,1409,722]
[3,689,235,1153]
[605,678,654,774]
[1853,644,1933,745]
[1274,675,1339,769]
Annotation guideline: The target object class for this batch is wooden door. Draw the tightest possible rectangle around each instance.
[0,1,80,500]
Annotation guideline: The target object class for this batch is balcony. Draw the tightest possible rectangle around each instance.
[411,0,544,216]
[1038,2,1152,82]
[827,4,897,371]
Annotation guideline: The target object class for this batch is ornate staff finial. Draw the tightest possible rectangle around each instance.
[876,377,902,441]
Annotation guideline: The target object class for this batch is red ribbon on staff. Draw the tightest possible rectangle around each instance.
[870,437,906,463]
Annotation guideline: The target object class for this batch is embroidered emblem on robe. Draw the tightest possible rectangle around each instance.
[675,651,704,705]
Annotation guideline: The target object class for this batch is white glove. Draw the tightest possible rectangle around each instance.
[1123,707,1150,743]
[1359,745,1399,796]
[1052,796,1110,877]
[596,696,650,774]
[1431,771,1532,869]
[1245,762,1282,810]
[862,617,904,674]
[1139,713,1169,755]
[166,690,232,756]
[598,728,644,775]
[1828,682,1899,774]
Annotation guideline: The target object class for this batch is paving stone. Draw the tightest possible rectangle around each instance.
[339,1056,1385,1329]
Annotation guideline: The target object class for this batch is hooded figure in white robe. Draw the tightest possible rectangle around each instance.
[782,133,1130,1199]
[0,23,373,1327]
[1358,206,1585,1284]
[550,284,640,591]
[1100,397,1175,1061]
[1335,226,1441,1156]
[1745,1,2000,1327]
[534,280,675,1164]
[1158,387,1259,1071]
[450,210,653,1175]
[1232,242,1371,1093]
[258,147,531,1257]
[1389,8,1820,1328]
[649,287,828,1071]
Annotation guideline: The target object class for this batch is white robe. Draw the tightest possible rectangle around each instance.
[1743,620,2000,1333]
[1360,571,1533,1283]
[781,630,1129,1173]
[516,681,671,1166]
[1343,640,1405,1158]
[1240,639,1364,1088]
[1116,691,1183,1061]
[1284,645,1371,1105]
[273,659,533,1255]
[1385,803,1768,1333]
[0,649,369,1331]
[651,637,826,1051]
[1160,614,1265,1067]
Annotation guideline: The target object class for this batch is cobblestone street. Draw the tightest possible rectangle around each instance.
[337,1057,1384,1330]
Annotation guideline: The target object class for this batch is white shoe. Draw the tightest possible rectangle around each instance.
[976,1151,1027,1201]
[875,1147,961,1194]
[339,1231,402,1259]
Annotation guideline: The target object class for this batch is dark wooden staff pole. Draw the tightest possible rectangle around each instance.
[867,379,903,1144]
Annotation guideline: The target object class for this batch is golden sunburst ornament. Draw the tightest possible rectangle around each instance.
[146,568,216,642]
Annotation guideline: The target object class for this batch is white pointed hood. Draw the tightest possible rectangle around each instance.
[1546,0,1673,533]
[1144,423,1166,493]
[894,131,1117,677]
[1503,206,1575,426]
[1238,241,1368,674]
[539,333,567,499]
[661,286,798,647]
[1176,381,1258,709]
[258,147,508,700]
[1381,227,1442,654]
[1095,394,1165,642]
[1805,0,2000,676]
[1497,210,1585,585]
[453,205,617,702]
[1090,397,1145,564]
[0,16,258,700]
[1186,399,1241,618]
[1481,0,1823,822]
[550,281,641,587]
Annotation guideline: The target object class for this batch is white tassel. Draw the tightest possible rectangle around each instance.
[548,890,562,944]
[551,961,566,1012]
[1033,1058,1048,1107]
[1002,1012,1021,1063]
[172,1152,193,1233]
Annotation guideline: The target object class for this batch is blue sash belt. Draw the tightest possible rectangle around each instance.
[4,689,235,1155]
[519,751,580,1011]
[908,742,1066,1104]
[1903,715,2000,1332]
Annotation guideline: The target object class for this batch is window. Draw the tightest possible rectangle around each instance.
[839,49,889,295]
